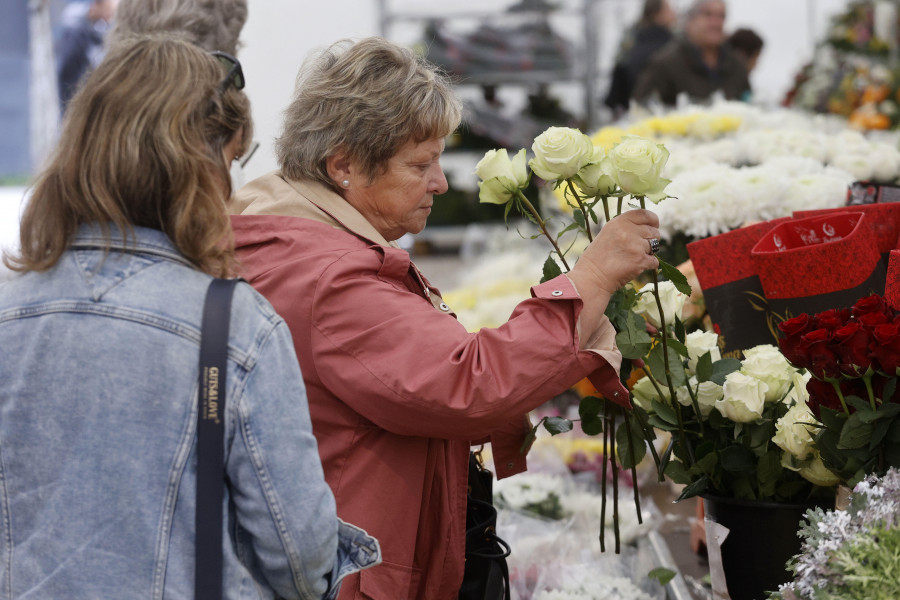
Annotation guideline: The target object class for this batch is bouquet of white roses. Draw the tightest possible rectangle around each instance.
[771,467,900,600]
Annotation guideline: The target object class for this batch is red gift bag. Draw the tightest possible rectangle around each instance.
[794,202,900,269]
[751,212,886,324]
[687,218,791,358]
[886,250,900,311]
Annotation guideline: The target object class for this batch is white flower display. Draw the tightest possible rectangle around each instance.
[652,163,745,238]
[717,371,767,422]
[572,146,616,197]
[740,344,796,403]
[631,375,666,412]
[633,280,686,328]
[530,126,594,182]
[676,376,723,417]
[829,152,875,182]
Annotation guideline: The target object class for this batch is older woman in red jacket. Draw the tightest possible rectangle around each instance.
[229,37,660,599]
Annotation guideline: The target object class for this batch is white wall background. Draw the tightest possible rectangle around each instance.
[238,0,858,181]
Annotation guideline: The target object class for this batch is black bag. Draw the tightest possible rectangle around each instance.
[458,451,511,600]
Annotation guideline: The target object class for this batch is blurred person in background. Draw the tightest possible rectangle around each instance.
[56,0,118,111]
[632,0,750,106]
[1,34,379,598]
[604,0,678,116]
[229,36,660,599]
[727,27,764,75]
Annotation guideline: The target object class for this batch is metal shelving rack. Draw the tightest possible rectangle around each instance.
[376,0,602,130]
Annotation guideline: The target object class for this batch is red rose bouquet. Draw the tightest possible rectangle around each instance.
[777,294,900,486]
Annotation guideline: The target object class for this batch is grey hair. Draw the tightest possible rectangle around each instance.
[686,0,725,19]
[276,37,462,190]
[108,0,248,54]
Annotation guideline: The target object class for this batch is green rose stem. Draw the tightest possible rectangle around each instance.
[862,374,877,410]
[599,196,612,223]
[622,410,644,524]
[600,403,609,552]
[637,195,696,462]
[608,402,621,553]
[829,380,851,414]
[515,189,571,271]
[564,179,594,242]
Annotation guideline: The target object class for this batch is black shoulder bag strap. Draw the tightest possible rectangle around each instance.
[195,278,240,600]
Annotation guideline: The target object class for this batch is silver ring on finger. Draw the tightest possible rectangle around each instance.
[648,238,660,255]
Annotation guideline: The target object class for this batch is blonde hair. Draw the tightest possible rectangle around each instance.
[109,0,248,54]
[276,37,462,190]
[6,34,252,277]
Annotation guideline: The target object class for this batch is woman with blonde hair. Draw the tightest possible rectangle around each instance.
[0,34,378,599]
[230,36,659,599]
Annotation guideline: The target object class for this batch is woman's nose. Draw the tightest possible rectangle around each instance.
[431,165,449,195]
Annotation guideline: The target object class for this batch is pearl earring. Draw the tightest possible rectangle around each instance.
[342,179,350,188]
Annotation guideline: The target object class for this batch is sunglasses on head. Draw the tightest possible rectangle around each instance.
[210,51,245,92]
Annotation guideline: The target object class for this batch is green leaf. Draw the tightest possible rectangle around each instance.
[819,406,848,431]
[573,209,586,229]
[845,395,871,414]
[520,420,541,454]
[657,258,692,297]
[541,255,562,283]
[720,445,755,472]
[709,358,742,386]
[666,338,689,358]
[616,418,647,470]
[581,416,604,436]
[616,312,653,359]
[676,476,709,501]
[664,459,692,485]
[648,415,678,431]
[883,377,898,403]
[648,344,687,388]
[503,200,513,223]
[578,396,604,420]
[543,416,574,435]
[695,352,714,383]
[648,568,676,586]
[674,317,686,344]
[838,413,874,450]
[651,399,678,425]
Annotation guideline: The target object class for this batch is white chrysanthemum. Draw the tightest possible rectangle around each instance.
[782,171,853,214]
[656,163,745,238]
[829,152,875,182]
[731,165,790,222]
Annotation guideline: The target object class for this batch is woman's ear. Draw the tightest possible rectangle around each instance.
[325,149,352,190]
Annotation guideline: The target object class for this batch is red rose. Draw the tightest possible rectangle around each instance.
[778,313,813,367]
[806,377,846,418]
[801,328,841,379]
[852,294,888,318]
[833,321,872,376]
[858,311,889,329]
[816,308,850,331]
[871,322,900,375]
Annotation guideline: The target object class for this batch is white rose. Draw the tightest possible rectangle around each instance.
[631,375,669,412]
[572,146,616,197]
[772,400,817,460]
[685,330,721,374]
[799,454,841,487]
[740,344,795,403]
[605,136,671,203]
[717,372,767,422]
[633,280,686,328]
[784,370,812,406]
[676,376,723,418]
[475,148,529,205]
[529,127,594,182]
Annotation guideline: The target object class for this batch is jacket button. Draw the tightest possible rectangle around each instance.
[551,290,563,297]
[439,302,450,311]
[506,462,514,469]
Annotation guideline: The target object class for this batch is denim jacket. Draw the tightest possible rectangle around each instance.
[0,225,380,599]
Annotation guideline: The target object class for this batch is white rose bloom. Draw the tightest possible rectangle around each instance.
[685,330,721,373]
[772,400,817,460]
[740,344,795,403]
[784,370,812,406]
[529,126,594,181]
[676,376,723,418]
[633,280,686,328]
[605,136,671,203]
[829,152,874,182]
[475,148,529,205]
[631,375,669,412]
[572,146,616,197]
[717,371,767,422]
[799,453,841,487]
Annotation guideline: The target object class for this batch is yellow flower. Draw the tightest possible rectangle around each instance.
[590,126,626,150]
